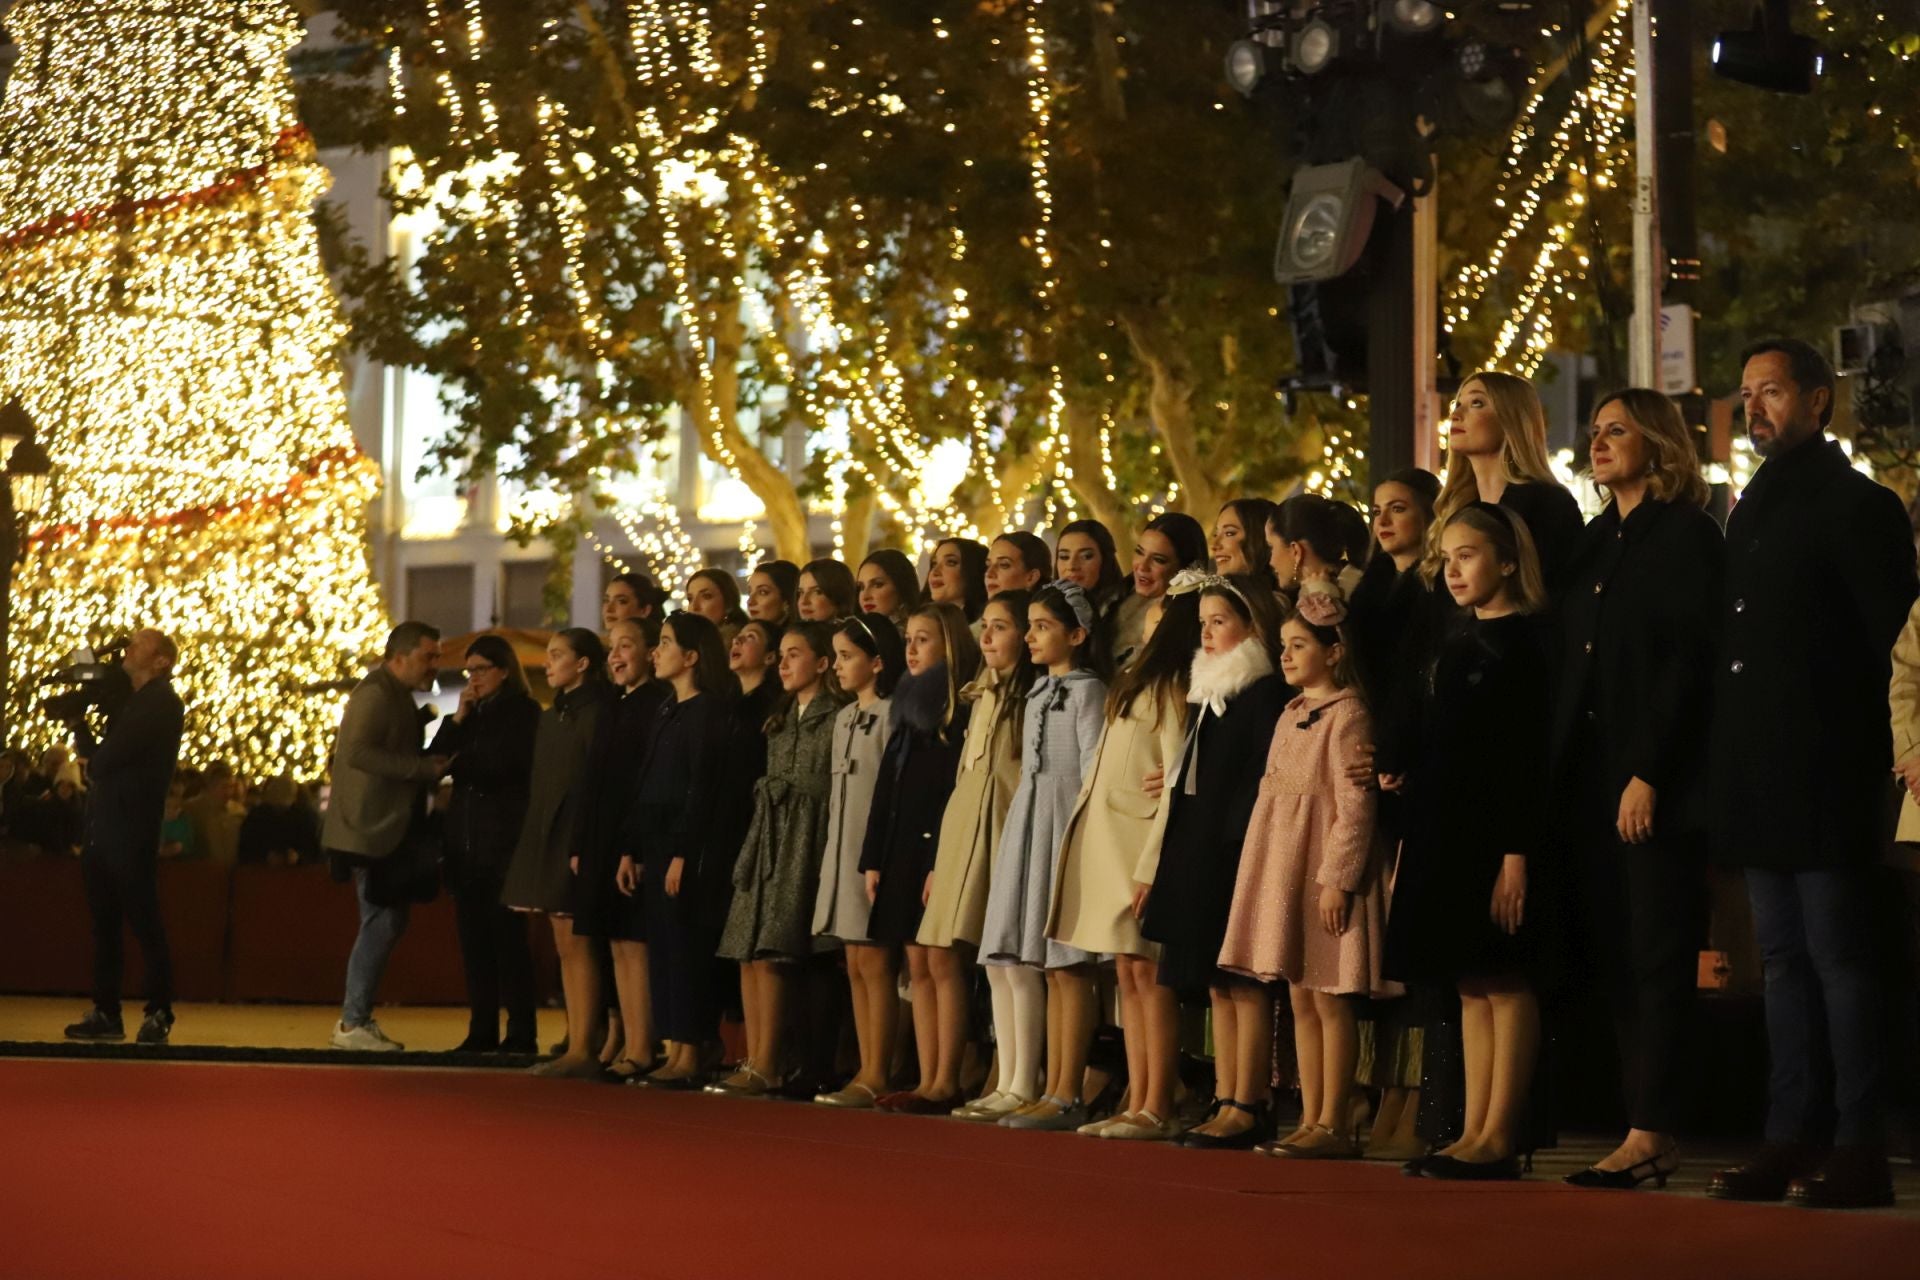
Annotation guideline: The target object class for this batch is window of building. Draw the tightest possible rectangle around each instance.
[404,565,474,639]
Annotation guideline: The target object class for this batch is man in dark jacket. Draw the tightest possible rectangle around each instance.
[1706,338,1918,1209]
[63,629,185,1045]
[323,621,447,1052]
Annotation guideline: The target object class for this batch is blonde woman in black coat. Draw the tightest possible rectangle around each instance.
[1552,389,1722,1190]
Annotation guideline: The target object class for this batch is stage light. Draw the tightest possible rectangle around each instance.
[1446,37,1524,133]
[1456,37,1490,79]
[1225,38,1265,97]
[1712,1,1821,94]
[1380,0,1443,37]
[1273,158,1404,285]
[1291,17,1339,75]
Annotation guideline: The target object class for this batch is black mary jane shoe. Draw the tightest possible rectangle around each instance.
[1422,1151,1529,1181]
[1565,1149,1679,1191]
[1175,1099,1272,1151]
[1401,1152,1439,1178]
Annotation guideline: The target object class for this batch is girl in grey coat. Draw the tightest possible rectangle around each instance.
[713,621,846,1096]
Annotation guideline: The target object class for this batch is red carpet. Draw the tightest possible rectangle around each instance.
[5,1061,1916,1280]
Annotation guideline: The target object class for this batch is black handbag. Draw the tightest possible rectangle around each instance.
[363,805,444,907]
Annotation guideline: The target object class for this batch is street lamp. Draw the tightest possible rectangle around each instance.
[0,396,53,747]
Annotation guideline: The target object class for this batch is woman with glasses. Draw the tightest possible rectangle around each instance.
[429,635,542,1053]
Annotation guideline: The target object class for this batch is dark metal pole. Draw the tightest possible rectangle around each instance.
[1653,0,1719,520]
[1367,199,1417,489]
[0,482,14,750]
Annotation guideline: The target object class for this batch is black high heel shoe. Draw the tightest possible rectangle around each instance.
[1175,1099,1272,1151]
[1565,1148,1679,1190]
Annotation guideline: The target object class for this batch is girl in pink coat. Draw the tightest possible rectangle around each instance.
[1218,578,1392,1159]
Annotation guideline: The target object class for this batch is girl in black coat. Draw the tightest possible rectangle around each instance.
[862,603,982,1112]
[1384,504,1556,1181]
[500,628,616,1078]
[1140,573,1291,1150]
[1344,468,1448,1159]
[571,617,670,1079]
[1553,389,1724,1189]
[625,613,739,1087]
[429,634,541,1052]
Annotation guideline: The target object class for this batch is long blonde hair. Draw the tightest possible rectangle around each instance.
[1424,370,1557,580]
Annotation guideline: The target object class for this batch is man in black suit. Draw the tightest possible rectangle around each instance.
[1706,339,1918,1208]
[64,629,186,1045]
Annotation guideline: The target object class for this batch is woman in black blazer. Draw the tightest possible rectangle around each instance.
[1551,388,1724,1190]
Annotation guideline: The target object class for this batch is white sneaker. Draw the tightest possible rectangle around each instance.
[331,1019,405,1052]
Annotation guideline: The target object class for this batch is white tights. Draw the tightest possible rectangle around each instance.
[986,962,1046,1102]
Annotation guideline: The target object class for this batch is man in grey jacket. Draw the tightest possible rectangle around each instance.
[324,621,448,1051]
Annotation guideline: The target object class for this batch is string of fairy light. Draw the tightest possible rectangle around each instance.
[0,0,387,777]
[1443,3,1632,377]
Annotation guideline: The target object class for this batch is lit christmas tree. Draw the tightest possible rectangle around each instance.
[0,0,387,778]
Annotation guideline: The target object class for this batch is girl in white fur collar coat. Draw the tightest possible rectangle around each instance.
[1139,572,1292,1149]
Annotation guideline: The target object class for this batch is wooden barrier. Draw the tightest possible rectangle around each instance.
[0,855,557,1008]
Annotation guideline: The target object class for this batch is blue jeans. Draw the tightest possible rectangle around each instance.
[341,868,410,1028]
[1745,867,1884,1147]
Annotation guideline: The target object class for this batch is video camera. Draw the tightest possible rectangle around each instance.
[39,637,133,729]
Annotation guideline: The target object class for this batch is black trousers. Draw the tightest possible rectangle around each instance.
[451,878,535,1045]
[1569,774,1707,1134]
[82,843,172,1017]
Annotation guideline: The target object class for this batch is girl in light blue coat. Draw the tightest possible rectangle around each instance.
[977,581,1108,1128]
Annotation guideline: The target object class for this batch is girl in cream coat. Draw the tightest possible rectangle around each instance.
[1044,592,1200,1139]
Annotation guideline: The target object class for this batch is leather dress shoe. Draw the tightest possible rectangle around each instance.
[1787,1147,1895,1210]
[1706,1143,1820,1202]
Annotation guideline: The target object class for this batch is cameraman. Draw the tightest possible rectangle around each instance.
[63,629,185,1045]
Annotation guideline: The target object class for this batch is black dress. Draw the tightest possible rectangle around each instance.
[860,667,970,945]
[1347,555,1456,778]
[1383,613,1556,985]
[1498,480,1585,598]
[628,691,733,1045]
[570,680,671,939]
[1142,671,1290,995]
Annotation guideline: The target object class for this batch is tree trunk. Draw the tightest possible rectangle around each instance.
[1060,399,1130,541]
[577,3,810,562]
[841,488,876,567]
[1118,304,1224,517]
[700,293,811,564]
